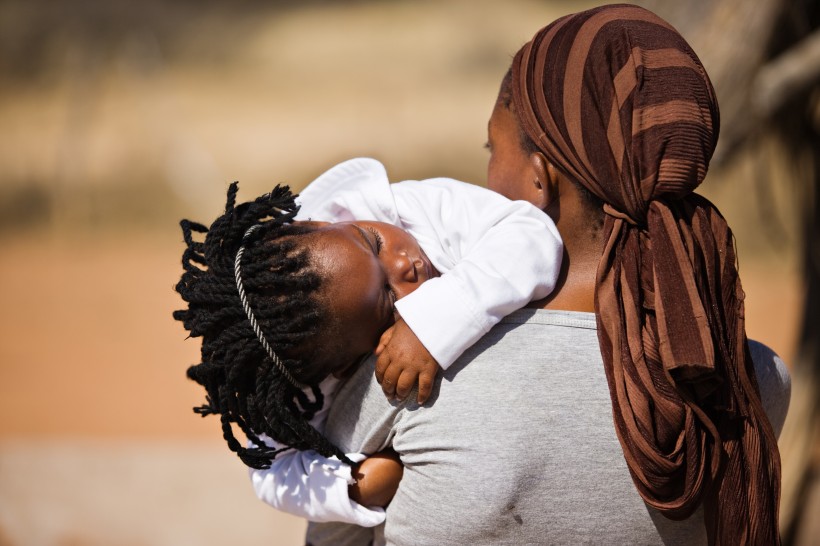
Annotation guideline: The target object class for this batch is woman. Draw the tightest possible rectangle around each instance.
[308,4,789,546]
[487,4,783,544]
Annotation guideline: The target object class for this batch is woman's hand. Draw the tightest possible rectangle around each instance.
[348,449,404,508]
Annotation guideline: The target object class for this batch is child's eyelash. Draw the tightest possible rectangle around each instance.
[364,226,395,312]
[366,227,384,253]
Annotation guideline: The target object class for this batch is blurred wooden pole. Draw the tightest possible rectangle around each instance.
[753,29,820,119]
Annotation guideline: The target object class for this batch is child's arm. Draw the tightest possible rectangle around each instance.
[387,177,562,384]
[248,374,389,526]
[348,448,404,508]
[296,158,562,403]
[249,448,388,526]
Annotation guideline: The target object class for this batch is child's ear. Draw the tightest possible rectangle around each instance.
[529,152,552,210]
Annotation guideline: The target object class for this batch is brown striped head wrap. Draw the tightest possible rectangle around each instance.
[510,4,781,544]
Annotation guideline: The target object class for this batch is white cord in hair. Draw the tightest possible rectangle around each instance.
[234,224,302,388]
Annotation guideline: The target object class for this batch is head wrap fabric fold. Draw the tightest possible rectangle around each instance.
[510,4,781,544]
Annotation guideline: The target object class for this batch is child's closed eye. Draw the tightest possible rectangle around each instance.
[366,227,384,254]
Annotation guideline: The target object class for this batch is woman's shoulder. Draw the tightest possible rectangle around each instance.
[747,339,791,437]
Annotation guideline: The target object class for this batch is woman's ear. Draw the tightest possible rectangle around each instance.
[529,152,552,210]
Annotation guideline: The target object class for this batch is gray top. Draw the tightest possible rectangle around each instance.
[307,309,791,546]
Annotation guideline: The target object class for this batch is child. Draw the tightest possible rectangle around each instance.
[174,157,562,526]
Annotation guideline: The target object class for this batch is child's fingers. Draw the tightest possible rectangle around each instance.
[374,351,391,384]
[375,325,395,356]
[395,370,418,401]
[380,364,402,399]
[417,371,435,405]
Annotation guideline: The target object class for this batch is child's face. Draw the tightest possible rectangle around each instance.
[486,98,539,204]
[301,220,439,378]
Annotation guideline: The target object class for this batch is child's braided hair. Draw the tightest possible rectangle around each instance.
[174,182,350,469]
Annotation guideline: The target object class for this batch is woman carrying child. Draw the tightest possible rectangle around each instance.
[174,157,562,525]
[307,4,789,545]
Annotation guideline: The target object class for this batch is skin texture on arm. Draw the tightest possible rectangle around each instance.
[348,448,404,508]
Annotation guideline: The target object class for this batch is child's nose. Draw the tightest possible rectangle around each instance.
[389,251,419,285]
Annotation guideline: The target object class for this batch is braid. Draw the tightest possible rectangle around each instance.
[174,182,351,469]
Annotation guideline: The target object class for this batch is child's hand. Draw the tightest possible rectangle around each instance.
[374,318,441,404]
[348,449,403,508]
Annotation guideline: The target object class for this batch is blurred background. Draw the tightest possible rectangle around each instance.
[0,0,817,544]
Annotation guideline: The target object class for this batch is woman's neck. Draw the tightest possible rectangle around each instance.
[529,245,598,312]
[529,206,604,313]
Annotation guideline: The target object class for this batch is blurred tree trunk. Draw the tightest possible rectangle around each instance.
[640,0,820,543]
